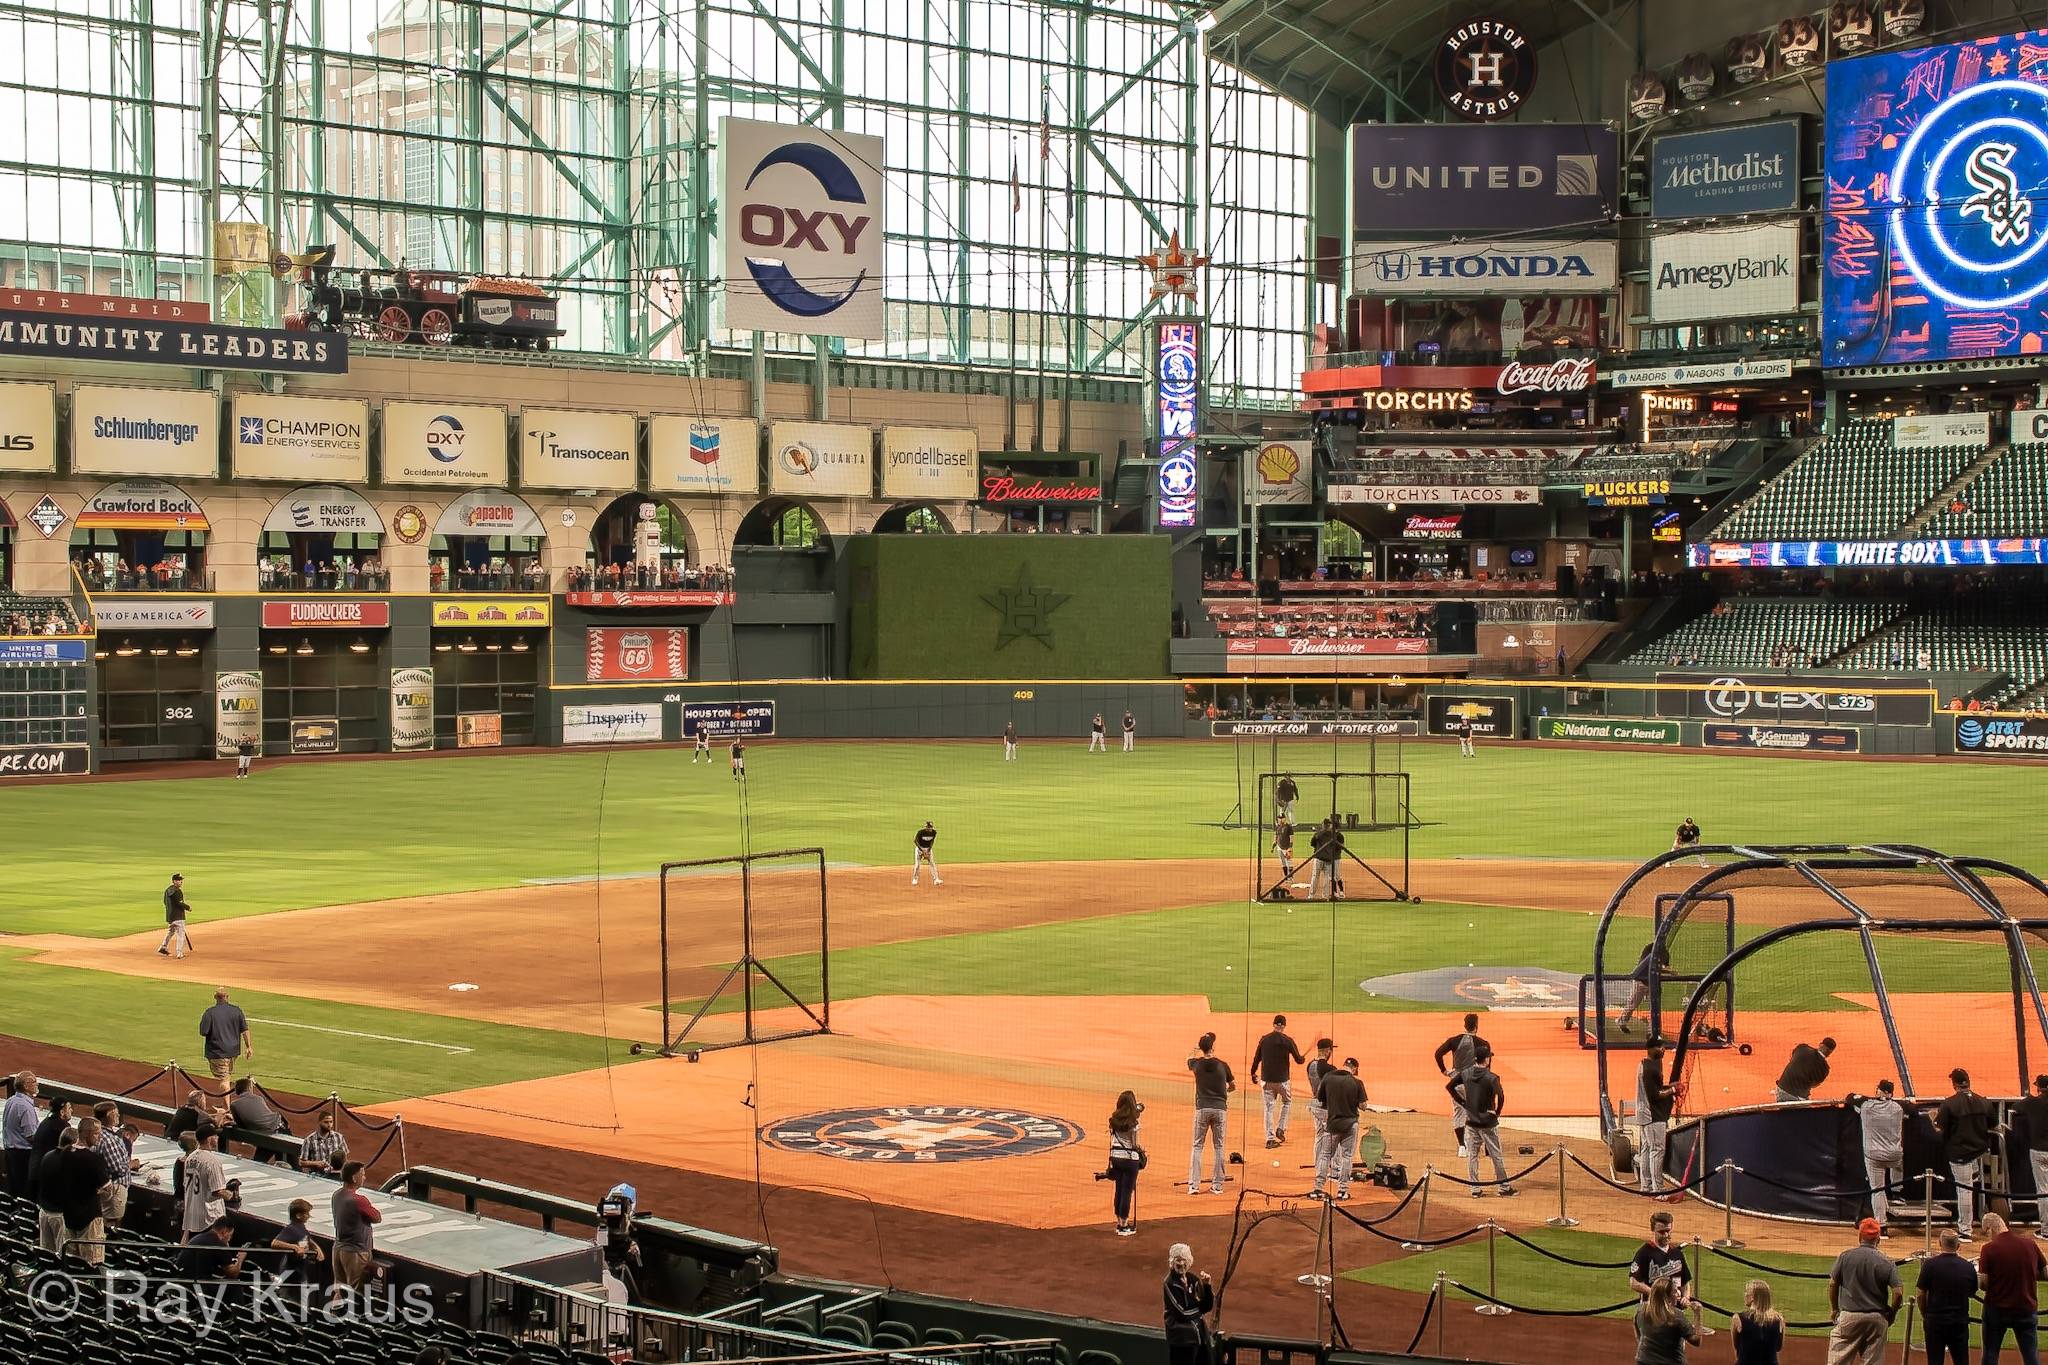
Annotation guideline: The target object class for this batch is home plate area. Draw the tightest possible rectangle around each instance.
[1361,965,1583,1011]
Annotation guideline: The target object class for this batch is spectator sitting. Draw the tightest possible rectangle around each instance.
[297,1108,348,1175]
[228,1077,289,1155]
[166,1089,222,1141]
[176,1215,247,1281]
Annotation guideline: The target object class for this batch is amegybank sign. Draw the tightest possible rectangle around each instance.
[879,426,977,500]
[1648,222,1800,324]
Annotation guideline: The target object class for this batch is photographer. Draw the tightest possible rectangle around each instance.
[597,1183,644,1305]
[1103,1091,1146,1236]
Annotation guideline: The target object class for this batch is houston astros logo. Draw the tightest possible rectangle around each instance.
[1889,80,2048,310]
[765,1106,1083,1162]
[981,566,1069,651]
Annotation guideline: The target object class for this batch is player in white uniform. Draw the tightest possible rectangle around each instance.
[1003,721,1017,761]
[912,821,942,885]
[1121,711,1136,751]
[1088,713,1106,752]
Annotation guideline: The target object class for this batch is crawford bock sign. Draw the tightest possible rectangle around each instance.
[721,117,886,340]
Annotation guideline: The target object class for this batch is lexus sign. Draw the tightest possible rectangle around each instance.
[1653,671,1932,727]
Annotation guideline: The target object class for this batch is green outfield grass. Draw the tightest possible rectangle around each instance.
[1349,1225,1937,1341]
[4,740,2047,937]
[0,948,631,1106]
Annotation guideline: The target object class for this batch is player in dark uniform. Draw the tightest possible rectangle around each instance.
[1121,711,1136,752]
[912,821,941,886]
[693,727,711,763]
[1672,817,1702,866]
[1003,721,1017,762]
[729,737,745,782]
[1273,817,1296,888]
[234,737,256,779]
[1275,774,1299,823]
[1453,715,1475,758]
[1088,713,1107,753]
[1616,939,1670,1034]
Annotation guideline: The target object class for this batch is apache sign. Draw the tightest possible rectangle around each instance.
[1654,671,1932,727]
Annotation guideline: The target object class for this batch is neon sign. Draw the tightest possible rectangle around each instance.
[1156,319,1200,528]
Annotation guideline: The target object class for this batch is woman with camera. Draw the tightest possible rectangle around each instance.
[1163,1242,1215,1365]
[1106,1090,1146,1235]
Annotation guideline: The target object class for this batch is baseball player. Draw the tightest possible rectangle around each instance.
[1454,714,1476,758]
[158,873,193,959]
[1273,817,1296,885]
[1002,721,1017,762]
[234,737,256,780]
[1275,773,1299,823]
[912,821,942,886]
[1672,817,1703,866]
[1088,713,1107,752]
[1121,711,1136,752]
[729,736,746,782]
[693,727,711,763]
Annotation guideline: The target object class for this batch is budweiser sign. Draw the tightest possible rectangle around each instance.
[260,600,391,629]
[979,473,1102,504]
[1495,356,1596,396]
[1226,637,1430,657]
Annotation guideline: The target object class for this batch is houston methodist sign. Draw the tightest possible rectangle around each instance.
[722,119,886,340]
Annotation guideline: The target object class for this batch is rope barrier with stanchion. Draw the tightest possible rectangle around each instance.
[1474,1221,1511,1317]
[1431,1270,1447,1358]
[1546,1142,1578,1228]
[1711,1159,1744,1250]
[1400,1165,1435,1251]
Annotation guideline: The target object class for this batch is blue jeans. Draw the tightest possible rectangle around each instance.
[1983,1305,2039,1365]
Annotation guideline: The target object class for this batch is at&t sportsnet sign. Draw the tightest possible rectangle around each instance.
[1155,320,1200,528]
[1955,715,2048,756]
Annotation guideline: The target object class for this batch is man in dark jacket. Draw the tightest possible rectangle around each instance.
[1935,1067,1995,1239]
[1774,1037,1835,1104]
[1250,1015,1304,1148]
[158,873,192,958]
[1447,1046,1516,1198]
[1312,1058,1368,1201]
[55,1115,112,1265]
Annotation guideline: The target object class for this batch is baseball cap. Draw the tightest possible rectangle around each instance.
[1857,1217,1882,1238]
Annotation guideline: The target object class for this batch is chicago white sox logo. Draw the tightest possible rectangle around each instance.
[1961,142,2030,248]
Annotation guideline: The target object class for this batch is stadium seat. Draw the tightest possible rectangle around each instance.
[823,1314,874,1345]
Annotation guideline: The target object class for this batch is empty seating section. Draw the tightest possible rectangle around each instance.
[1838,602,2048,705]
[1918,442,2048,538]
[1627,597,1904,669]
[1714,422,1979,541]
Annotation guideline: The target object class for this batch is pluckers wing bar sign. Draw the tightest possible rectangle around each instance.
[1583,477,1670,506]
[0,310,346,374]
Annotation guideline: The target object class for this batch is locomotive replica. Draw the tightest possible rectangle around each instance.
[283,244,565,351]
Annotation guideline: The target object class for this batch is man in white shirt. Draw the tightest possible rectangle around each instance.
[181,1131,230,1239]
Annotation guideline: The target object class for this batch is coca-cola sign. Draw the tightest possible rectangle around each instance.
[1495,356,1597,395]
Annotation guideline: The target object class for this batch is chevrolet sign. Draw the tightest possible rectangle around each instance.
[1358,238,1617,296]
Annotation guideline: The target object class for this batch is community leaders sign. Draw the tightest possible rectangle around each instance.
[0,309,346,374]
[71,385,219,479]
[879,427,977,500]
[519,407,636,491]
[231,393,370,482]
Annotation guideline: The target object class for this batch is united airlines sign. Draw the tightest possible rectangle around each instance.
[1358,239,1617,296]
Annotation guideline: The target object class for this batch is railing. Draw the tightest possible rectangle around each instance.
[426,569,550,593]
[477,1269,1060,1365]
[562,568,737,593]
[257,570,392,592]
[75,568,214,593]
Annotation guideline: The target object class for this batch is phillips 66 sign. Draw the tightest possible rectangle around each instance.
[721,118,886,340]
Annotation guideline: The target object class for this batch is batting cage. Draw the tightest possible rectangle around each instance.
[649,846,831,1056]
[1254,769,1414,903]
[1588,845,2048,1218]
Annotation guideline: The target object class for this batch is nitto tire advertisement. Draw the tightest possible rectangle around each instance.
[1425,693,1515,738]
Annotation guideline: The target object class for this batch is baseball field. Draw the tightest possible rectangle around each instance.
[2,736,2043,1357]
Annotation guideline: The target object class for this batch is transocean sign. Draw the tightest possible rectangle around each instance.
[1359,238,1617,295]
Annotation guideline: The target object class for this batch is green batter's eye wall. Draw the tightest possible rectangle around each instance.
[846,536,1172,681]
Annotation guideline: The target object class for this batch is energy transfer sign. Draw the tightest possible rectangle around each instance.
[721,118,885,340]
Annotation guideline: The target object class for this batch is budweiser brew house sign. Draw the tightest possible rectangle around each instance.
[1495,356,1596,396]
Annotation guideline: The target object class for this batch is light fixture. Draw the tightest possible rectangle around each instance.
[268,643,288,655]
[433,640,453,653]
[348,638,370,654]
[93,648,109,660]
[115,643,141,657]
[295,638,314,656]
[1385,502,1396,512]
[148,645,169,657]
[509,637,529,653]
[175,640,198,657]
[458,636,479,653]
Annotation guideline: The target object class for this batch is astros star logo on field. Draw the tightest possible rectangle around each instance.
[765,1106,1084,1162]
[980,567,1069,652]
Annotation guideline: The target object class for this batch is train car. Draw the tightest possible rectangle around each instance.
[285,246,565,351]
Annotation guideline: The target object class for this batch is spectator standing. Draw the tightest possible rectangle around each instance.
[1936,1068,1995,1240]
[158,872,192,958]
[3,1071,37,1195]
[1106,1090,1145,1236]
[199,986,253,1092]
[1446,1045,1515,1197]
[1774,1037,1836,1104]
[1916,1228,1978,1365]
[1637,1042,1677,1197]
[1162,1243,1214,1365]
[1825,1217,1902,1365]
[180,1130,230,1240]
[1634,1276,1701,1365]
[1629,1211,1692,1301]
[1312,1057,1366,1202]
[33,1130,75,1254]
[2020,1075,2048,1237]
[1732,1280,1783,1365]
[91,1102,137,1228]
[25,1096,72,1200]
[298,1109,349,1175]
[1979,1212,2047,1365]
[1854,1081,1906,1232]
[331,1161,383,1292]
[1186,1033,1233,1196]
[1250,1014,1304,1148]
[56,1115,112,1265]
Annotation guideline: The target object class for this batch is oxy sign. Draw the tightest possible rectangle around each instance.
[721,118,885,340]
